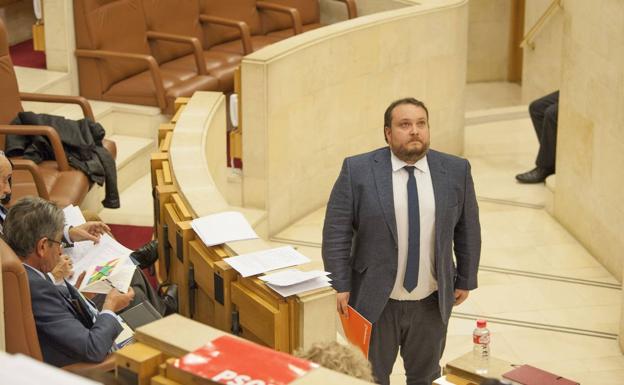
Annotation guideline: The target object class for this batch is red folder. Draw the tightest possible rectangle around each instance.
[174,335,317,385]
[503,365,579,385]
[339,305,372,358]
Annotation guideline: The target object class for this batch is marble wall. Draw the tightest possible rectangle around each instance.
[467,0,511,82]
[547,0,624,351]
[521,0,563,103]
[242,0,468,236]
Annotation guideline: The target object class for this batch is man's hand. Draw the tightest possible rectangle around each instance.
[453,289,469,306]
[102,288,135,313]
[336,292,350,317]
[51,255,73,282]
[69,221,112,243]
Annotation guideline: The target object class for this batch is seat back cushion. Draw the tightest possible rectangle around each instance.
[199,0,263,48]
[261,0,320,33]
[142,0,203,64]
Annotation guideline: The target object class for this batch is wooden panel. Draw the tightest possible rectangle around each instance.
[174,97,191,111]
[150,152,168,187]
[171,193,192,221]
[115,343,163,385]
[188,240,236,331]
[162,161,172,185]
[154,184,176,282]
[158,123,175,140]
[159,131,173,152]
[135,315,226,358]
[231,280,290,352]
[170,104,185,123]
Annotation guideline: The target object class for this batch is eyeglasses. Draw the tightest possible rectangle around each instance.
[47,238,68,249]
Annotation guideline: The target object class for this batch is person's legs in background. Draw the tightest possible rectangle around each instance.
[516,91,559,183]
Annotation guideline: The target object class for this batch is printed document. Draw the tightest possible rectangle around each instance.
[191,211,258,247]
[223,246,310,277]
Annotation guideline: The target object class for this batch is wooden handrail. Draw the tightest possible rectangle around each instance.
[520,0,562,50]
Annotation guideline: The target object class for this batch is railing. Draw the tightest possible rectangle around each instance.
[520,0,562,50]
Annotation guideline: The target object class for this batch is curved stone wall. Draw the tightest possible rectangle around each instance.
[240,0,468,235]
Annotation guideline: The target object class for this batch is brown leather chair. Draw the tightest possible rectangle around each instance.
[141,0,242,92]
[0,18,116,208]
[199,0,299,55]
[1,238,115,373]
[73,0,220,114]
[261,0,357,38]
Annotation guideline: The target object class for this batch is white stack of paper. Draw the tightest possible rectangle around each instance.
[0,352,102,385]
[259,269,332,297]
[223,246,310,277]
[191,211,259,247]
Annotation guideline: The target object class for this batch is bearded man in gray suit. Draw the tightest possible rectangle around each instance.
[322,98,481,385]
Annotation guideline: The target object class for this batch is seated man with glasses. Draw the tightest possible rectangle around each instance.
[3,196,136,367]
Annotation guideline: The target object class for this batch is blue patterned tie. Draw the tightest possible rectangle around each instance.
[403,166,420,292]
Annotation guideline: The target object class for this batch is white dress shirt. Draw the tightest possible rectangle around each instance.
[389,151,437,300]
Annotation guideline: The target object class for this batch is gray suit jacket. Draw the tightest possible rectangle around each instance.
[322,147,481,324]
[25,267,122,367]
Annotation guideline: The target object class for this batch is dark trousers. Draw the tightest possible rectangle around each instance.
[369,293,448,385]
[93,269,166,315]
[529,91,559,171]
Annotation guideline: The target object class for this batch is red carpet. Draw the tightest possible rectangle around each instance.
[9,39,46,69]
[108,224,153,251]
[108,224,159,288]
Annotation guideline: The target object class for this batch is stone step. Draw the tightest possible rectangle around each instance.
[97,173,154,227]
[464,114,537,157]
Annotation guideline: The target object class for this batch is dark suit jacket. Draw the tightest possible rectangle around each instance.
[322,147,481,324]
[25,266,123,367]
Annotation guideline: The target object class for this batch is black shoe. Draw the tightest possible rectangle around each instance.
[129,240,159,269]
[515,167,554,184]
[160,284,178,315]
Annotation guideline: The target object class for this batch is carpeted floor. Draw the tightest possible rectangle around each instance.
[108,224,153,251]
[9,39,46,69]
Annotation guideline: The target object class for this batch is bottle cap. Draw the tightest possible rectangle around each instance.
[477,319,487,328]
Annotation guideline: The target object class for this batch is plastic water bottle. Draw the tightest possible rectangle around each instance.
[472,319,490,375]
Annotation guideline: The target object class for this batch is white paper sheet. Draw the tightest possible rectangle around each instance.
[68,234,136,294]
[191,211,258,247]
[259,269,330,286]
[265,276,332,297]
[62,204,86,226]
[0,352,101,385]
[223,246,311,277]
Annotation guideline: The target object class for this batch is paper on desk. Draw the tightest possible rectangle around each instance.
[265,276,331,297]
[259,269,330,286]
[223,246,310,277]
[191,211,258,247]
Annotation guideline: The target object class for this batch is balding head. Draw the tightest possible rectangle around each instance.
[0,151,13,204]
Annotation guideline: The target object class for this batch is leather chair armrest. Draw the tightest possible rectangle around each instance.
[146,31,207,75]
[334,0,357,19]
[62,355,116,375]
[256,1,303,35]
[10,158,50,200]
[75,49,167,111]
[0,124,70,171]
[19,93,95,121]
[199,14,253,55]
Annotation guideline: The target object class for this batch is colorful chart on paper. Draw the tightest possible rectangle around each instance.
[86,258,119,285]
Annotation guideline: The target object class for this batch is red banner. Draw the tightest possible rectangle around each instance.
[174,335,317,385]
